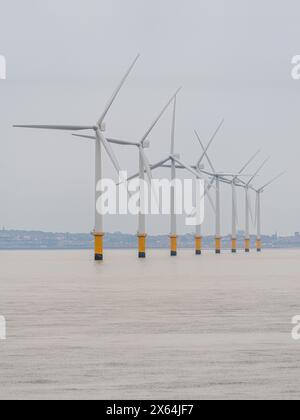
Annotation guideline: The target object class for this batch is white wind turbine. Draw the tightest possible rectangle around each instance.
[14,55,140,261]
[253,172,285,252]
[242,157,270,253]
[159,121,224,255]
[195,133,254,254]
[127,96,204,257]
[230,150,261,253]
[187,121,224,254]
[73,88,181,258]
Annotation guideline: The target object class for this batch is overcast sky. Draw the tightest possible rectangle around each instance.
[0,0,299,236]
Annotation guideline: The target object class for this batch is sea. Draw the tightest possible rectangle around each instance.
[0,249,300,400]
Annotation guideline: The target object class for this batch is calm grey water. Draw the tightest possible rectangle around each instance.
[0,249,300,400]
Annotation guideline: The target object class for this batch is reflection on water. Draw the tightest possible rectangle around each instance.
[0,249,300,400]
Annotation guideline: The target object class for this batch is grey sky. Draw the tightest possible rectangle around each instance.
[0,0,299,236]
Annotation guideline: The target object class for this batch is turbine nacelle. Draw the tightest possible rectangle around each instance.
[100,122,106,132]
[197,163,205,171]
[143,140,150,149]
[171,153,180,160]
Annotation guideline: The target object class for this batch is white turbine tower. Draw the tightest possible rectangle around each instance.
[73,88,181,258]
[253,172,285,252]
[14,55,140,261]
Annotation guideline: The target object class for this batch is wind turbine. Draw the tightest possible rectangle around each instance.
[14,55,140,261]
[127,96,203,257]
[230,150,261,253]
[195,133,253,254]
[242,157,270,253]
[73,88,181,258]
[155,121,223,256]
[192,121,224,255]
[253,172,285,252]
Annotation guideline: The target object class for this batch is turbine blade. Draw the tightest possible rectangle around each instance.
[140,87,182,146]
[125,157,171,183]
[106,138,139,146]
[172,157,199,178]
[150,157,172,171]
[170,96,177,155]
[237,149,261,177]
[195,119,224,168]
[216,173,254,177]
[247,157,271,186]
[194,130,216,173]
[126,171,140,183]
[96,129,122,176]
[200,169,216,177]
[73,133,139,146]
[14,125,94,131]
[259,172,285,191]
[140,147,161,206]
[97,54,140,126]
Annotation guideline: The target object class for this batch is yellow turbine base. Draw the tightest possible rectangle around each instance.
[138,234,147,258]
[94,232,104,260]
[170,235,178,256]
[232,238,237,253]
[215,237,221,254]
[256,239,262,251]
[245,239,251,252]
[195,236,202,255]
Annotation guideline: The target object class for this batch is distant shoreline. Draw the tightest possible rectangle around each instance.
[1,229,300,251]
[1,246,299,251]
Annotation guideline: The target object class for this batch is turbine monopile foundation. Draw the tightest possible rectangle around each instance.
[94,232,104,261]
[195,235,202,255]
[138,234,147,258]
[170,235,178,257]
